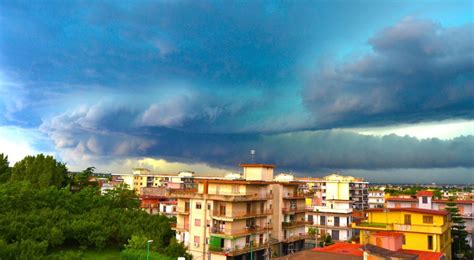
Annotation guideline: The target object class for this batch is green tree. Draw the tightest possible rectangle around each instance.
[445,198,470,259]
[0,154,10,183]
[11,154,68,189]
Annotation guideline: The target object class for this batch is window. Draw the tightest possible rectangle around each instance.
[422,196,428,203]
[196,202,202,209]
[423,216,433,224]
[402,235,406,245]
[194,236,200,244]
[195,219,201,227]
[427,235,433,250]
[208,203,211,210]
[308,215,314,222]
[404,214,411,225]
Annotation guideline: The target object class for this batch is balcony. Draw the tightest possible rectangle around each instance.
[173,191,273,202]
[309,206,352,214]
[209,242,269,256]
[212,209,272,220]
[283,193,306,199]
[282,207,306,214]
[309,223,352,230]
[282,234,310,243]
[210,225,272,238]
[353,222,449,234]
[177,207,190,215]
[172,223,190,231]
[282,221,311,229]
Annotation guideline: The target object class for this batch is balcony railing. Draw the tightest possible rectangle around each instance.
[282,221,311,229]
[282,207,306,214]
[283,193,306,199]
[212,209,272,219]
[173,223,190,231]
[353,222,449,234]
[209,242,269,256]
[177,207,190,215]
[173,191,273,202]
[282,234,310,243]
[211,225,272,237]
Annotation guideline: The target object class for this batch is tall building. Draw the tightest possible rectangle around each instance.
[173,164,308,259]
[303,174,369,242]
[368,190,385,208]
[353,208,452,260]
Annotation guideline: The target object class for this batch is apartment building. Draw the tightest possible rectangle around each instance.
[173,164,310,259]
[353,208,452,260]
[386,190,473,248]
[368,190,385,208]
[115,168,199,195]
[272,173,307,255]
[305,175,354,242]
[300,174,369,211]
[302,174,369,242]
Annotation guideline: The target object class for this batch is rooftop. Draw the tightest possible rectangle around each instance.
[239,163,275,168]
[313,242,363,257]
[366,207,449,216]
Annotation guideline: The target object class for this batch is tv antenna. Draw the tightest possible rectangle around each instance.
[250,150,256,163]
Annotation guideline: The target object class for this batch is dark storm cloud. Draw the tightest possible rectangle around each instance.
[41,106,474,173]
[304,18,474,128]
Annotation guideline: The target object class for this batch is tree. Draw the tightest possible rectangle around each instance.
[11,154,68,189]
[445,197,470,259]
[0,154,10,183]
[307,227,319,248]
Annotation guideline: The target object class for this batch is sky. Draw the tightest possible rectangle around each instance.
[0,0,473,184]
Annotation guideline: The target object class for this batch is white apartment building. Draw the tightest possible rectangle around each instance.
[368,190,385,208]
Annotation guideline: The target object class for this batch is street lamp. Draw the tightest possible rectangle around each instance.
[146,240,154,260]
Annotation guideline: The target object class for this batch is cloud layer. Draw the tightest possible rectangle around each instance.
[304,18,474,128]
[1,2,473,182]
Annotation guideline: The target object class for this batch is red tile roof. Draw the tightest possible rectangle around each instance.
[366,207,449,216]
[417,190,434,197]
[313,243,363,256]
[401,250,444,260]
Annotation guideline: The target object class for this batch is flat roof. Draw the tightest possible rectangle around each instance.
[367,208,449,216]
[239,163,275,168]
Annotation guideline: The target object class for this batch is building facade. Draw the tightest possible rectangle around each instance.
[368,190,385,209]
[173,164,309,259]
[353,208,452,260]
[386,190,473,248]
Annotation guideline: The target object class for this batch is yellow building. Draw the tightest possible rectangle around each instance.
[353,208,452,260]
[119,168,178,194]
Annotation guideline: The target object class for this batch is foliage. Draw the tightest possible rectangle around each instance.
[71,167,99,191]
[121,249,176,260]
[0,153,10,183]
[307,227,318,239]
[124,234,148,250]
[445,198,471,259]
[0,153,188,260]
[162,237,192,259]
[10,154,68,189]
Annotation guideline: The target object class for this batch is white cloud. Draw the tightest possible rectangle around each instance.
[0,126,52,164]
[347,119,474,140]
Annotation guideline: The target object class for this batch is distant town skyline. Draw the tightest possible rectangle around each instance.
[0,1,473,184]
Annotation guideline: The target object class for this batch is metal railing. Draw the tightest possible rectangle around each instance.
[212,209,272,219]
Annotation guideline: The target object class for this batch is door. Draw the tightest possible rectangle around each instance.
[320,216,326,226]
[247,203,251,213]
[331,230,339,240]
[334,217,340,227]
